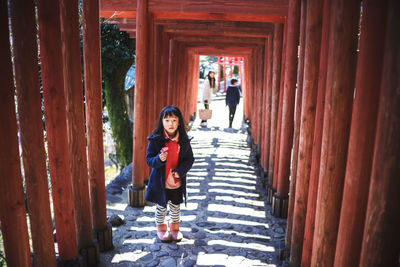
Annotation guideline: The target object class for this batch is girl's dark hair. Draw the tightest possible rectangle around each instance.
[207,71,216,88]
[151,106,189,144]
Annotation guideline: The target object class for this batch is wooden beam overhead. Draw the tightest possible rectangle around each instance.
[100,0,288,21]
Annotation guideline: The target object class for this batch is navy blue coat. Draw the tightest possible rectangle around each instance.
[144,133,194,207]
[226,85,241,107]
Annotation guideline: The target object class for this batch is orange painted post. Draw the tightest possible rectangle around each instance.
[37,0,79,261]
[286,0,306,248]
[242,56,249,120]
[289,0,324,263]
[260,41,269,178]
[301,1,331,265]
[271,69,283,207]
[82,0,112,252]
[273,0,301,218]
[9,0,56,265]
[0,3,32,265]
[334,1,388,266]
[359,2,400,265]
[217,56,221,92]
[311,0,361,265]
[267,23,283,204]
[59,0,99,264]
[257,47,265,149]
[129,0,149,207]
[224,59,227,93]
[263,35,273,175]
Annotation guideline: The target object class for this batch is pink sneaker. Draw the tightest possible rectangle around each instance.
[169,222,183,242]
[156,224,171,243]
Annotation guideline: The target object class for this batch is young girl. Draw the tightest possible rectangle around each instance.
[145,106,194,242]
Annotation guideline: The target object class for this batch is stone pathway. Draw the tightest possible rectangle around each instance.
[100,99,288,267]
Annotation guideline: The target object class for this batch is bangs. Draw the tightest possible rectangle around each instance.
[162,107,180,119]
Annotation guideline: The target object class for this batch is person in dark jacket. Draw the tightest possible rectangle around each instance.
[225,78,241,128]
[145,106,194,243]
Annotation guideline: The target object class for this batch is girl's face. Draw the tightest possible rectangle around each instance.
[209,72,215,78]
[162,114,179,137]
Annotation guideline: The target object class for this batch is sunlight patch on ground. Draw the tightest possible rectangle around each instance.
[188,195,207,200]
[196,253,273,266]
[187,188,200,193]
[207,204,265,218]
[111,251,150,263]
[123,238,155,245]
[208,240,275,252]
[212,176,256,184]
[186,177,206,182]
[181,202,199,210]
[208,217,269,228]
[214,163,254,170]
[186,182,201,187]
[209,188,259,197]
[208,182,256,190]
[214,172,256,179]
[204,228,271,241]
[215,195,265,207]
[106,203,128,211]
[187,171,209,177]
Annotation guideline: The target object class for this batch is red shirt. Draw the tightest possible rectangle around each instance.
[163,130,181,189]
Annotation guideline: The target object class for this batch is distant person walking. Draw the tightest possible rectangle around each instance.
[145,106,194,242]
[201,70,216,126]
[225,78,241,128]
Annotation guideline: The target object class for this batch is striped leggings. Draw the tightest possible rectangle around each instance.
[155,201,181,225]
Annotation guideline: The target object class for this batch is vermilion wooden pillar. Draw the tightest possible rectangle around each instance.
[37,0,79,261]
[289,0,324,263]
[257,46,265,147]
[260,38,270,177]
[267,23,283,204]
[263,35,273,174]
[129,0,149,206]
[301,2,331,265]
[271,66,284,192]
[9,0,56,265]
[82,0,112,252]
[59,0,99,264]
[285,0,306,248]
[254,47,263,145]
[334,1,388,266]
[272,0,301,218]
[311,0,361,265]
[359,1,400,265]
[0,3,32,265]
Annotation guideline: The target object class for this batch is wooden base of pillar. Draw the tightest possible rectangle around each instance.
[272,194,288,218]
[267,185,275,204]
[56,257,82,267]
[93,223,113,252]
[78,243,99,266]
[127,185,146,207]
[279,247,290,261]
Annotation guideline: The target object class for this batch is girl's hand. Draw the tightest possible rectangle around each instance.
[172,172,180,179]
[159,152,168,162]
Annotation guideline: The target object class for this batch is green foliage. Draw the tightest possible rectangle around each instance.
[104,76,133,168]
[101,21,135,79]
[101,20,135,168]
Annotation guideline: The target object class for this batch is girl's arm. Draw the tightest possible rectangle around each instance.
[173,144,195,178]
[146,140,165,169]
